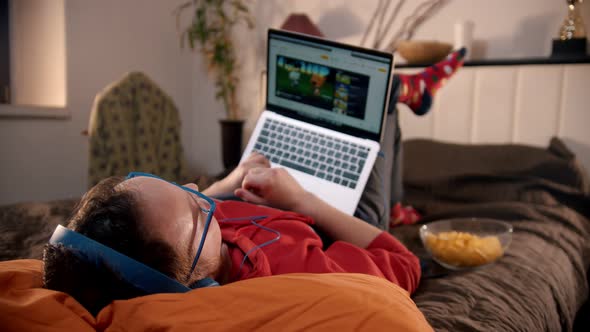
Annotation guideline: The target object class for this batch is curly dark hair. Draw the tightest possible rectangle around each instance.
[43,176,188,315]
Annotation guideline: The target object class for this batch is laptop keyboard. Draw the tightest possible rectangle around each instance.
[252,118,370,189]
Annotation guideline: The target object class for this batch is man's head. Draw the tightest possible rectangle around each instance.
[44,175,227,315]
[124,174,224,282]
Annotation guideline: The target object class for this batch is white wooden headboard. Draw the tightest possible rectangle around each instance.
[397,63,590,172]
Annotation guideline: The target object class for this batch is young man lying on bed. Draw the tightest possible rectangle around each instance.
[43,153,420,316]
[43,50,467,315]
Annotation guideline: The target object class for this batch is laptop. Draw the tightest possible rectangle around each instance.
[241,29,394,215]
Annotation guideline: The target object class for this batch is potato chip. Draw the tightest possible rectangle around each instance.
[425,231,503,267]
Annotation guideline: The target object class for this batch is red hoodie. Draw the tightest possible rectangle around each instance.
[215,200,421,294]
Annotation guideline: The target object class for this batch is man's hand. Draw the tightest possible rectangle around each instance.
[234,167,309,212]
[236,166,382,248]
[202,152,270,197]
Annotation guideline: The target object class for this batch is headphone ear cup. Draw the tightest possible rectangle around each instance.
[49,225,191,294]
[189,277,220,289]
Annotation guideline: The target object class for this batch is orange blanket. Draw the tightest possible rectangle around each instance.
[0,260,433,331]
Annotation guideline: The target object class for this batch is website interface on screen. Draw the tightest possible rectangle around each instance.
[267,34,391,135]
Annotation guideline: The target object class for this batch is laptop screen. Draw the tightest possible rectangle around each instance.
[266,29,393,142]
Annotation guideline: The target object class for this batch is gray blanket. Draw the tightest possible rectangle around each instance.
[393,138,590,332]
[0,199,76,261]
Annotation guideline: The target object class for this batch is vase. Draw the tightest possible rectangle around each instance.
[219,119,244,170]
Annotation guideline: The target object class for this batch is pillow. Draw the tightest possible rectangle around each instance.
[0,260,433,332]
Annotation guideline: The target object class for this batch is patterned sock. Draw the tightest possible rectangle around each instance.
[397,48,467,116]
[389,203,421,228]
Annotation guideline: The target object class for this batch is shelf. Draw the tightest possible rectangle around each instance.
[395,55,590,68]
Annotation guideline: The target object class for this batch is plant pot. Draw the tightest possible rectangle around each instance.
[219,119,244,169]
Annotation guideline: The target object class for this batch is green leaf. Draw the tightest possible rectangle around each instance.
[177,0,254,118]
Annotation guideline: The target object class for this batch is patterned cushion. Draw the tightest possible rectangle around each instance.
[88,72,189,187]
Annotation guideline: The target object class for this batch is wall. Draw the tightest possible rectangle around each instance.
[397,64,590,173]
[152,0,590,182]
[0,0,588,205]
[0,0,194,205]
[204,0,590,173]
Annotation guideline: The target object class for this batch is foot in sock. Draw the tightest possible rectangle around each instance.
[397,47,467,116]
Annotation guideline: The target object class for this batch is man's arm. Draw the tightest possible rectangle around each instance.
[296,191,382,248]
[236,166,421,293]
[235,167,381,248]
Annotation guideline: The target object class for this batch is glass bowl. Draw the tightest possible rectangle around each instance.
[419,218,513,270]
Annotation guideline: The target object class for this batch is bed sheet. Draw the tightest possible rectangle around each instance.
[392,138,590,332]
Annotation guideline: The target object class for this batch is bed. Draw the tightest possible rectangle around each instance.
[392,137,590,332]
[1,137,589,331]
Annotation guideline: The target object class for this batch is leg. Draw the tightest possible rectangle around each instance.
[390,109,403,205]
[397,48,467,116]
[354,106,402,231]
[388,75,404,203]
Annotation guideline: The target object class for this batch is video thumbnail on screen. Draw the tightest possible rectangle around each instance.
[275,55,370,120]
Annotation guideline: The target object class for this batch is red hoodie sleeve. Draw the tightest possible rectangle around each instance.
[323,232,421,294]
[217,201,420,294]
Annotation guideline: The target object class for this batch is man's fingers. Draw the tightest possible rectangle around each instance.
[234,188,266,205]
[250,151,268,161]
[240,167,269,193]
[251,153,271,167]
[261,156,271,167]
[245,167,269,176]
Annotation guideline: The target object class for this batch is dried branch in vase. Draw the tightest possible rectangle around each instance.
[361,0,449,52]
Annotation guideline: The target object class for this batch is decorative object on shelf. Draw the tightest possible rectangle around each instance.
[360,0,450,53]
[559,0,586,40]
[395,40,452,64]
[175,0,254,169]
[552,0,587,57]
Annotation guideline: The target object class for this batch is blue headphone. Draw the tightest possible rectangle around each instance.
[49,225,219,294]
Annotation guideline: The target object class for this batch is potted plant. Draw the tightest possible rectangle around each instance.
[175,0,254,168]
